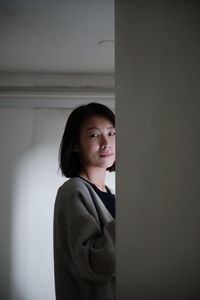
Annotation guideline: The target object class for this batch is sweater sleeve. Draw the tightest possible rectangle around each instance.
[54,184,115,282]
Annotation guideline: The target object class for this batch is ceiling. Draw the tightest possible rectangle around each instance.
[0,0,114,73]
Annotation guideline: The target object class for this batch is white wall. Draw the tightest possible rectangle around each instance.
[0,108,115,300]
[116,1,200,299]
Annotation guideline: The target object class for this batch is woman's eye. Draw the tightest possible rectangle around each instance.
[109,132,116,136]
[89,133,98,138]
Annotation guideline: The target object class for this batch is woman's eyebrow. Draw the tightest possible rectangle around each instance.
[86,126,115,132]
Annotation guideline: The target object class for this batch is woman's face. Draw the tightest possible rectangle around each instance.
[74,115,115,171]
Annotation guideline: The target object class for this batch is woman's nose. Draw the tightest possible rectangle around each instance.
[101,136,111,149]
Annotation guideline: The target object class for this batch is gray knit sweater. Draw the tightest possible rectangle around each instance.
[53,177,115,300]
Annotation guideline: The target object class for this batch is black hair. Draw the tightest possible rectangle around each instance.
[59,102,115,178]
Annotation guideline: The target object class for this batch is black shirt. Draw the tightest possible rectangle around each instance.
[78,176,115,219]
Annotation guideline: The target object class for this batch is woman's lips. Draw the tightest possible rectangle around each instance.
[99,153,113,158]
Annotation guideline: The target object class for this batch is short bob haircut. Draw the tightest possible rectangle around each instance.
[59,102,115,178]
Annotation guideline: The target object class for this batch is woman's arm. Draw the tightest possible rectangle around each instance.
[54,183,115,282]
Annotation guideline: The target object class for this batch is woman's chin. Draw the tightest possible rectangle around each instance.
[97,161,114,169]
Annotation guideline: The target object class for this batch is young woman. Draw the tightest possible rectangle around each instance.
[53,102,116,300]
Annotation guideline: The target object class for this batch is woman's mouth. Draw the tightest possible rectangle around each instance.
[99,153,113,158]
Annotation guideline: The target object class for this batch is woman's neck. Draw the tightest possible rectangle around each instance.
[79,169,106,192]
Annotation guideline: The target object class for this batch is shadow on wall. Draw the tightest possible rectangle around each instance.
[0,108,69,300]
[0,132,12,300]
[0,109,34,300]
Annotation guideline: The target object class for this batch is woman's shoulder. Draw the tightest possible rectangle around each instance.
[59,176,87,189]
[57,177,91,198]
[55,177,98,215]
